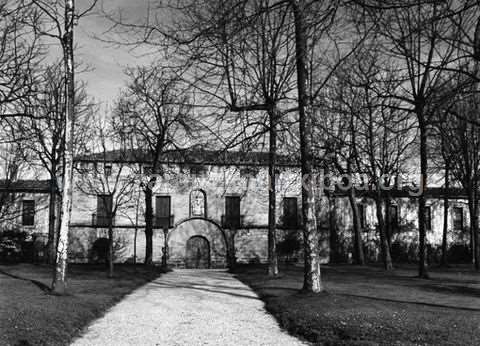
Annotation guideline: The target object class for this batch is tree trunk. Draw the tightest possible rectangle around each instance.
[52,0,75,295]
[291,0,321,293]
[267,108,279,276]
[384,197,392,250]
[374,195,393,270]
[144,184,154,265]
[441,164,449,266]
[328,193,339,263]
[47,176,57,264]
[418,120,429,278]
[468,191,480,270]
[348,188,365,265]
[108,220,114,278]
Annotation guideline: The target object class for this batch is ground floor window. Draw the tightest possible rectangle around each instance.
[283,197,298,228]
[453,207,463,230]
[425,206,432,230]
[22,200,35,226]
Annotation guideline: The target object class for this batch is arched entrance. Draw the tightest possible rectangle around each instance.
[168,218,228,268]
[185,236,210,268]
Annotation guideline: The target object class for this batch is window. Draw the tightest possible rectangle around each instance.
[388,204,399,228]
[425,206,432,231]
[96,194,113,226]
[156,195,171,228]
[358,204,366,229]
[190,190,206,217]
[224,196,241,228]
[453,207,463,230]
[143,165,153,175]
[283,197,298,228]
[189,165,205,176]
[22,200,35,226]
[104,164,112,176]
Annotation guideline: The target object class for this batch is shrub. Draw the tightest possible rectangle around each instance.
[277,231,301,263]
[0,230,29,263]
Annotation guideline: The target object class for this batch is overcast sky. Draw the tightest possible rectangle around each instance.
[74,0,154,106]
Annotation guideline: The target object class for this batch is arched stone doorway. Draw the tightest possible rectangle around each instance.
[168,218,227,268]
[185,236,210,268]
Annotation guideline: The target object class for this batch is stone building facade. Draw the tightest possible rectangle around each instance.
[0,150,474,266]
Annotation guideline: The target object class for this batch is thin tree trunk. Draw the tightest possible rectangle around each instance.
[52,0,75,294]
[328,193,339,264]
[267,108,279,276]
[144,184,154,265]
[374,195,393,270]
[108,219,114,278]
[441,164,449,266]
[47,176,57,264]
[291,0,321,293]
[348,188,365,265]
[468,190,480,270]
[418,120,429,278]
[385,197,392,250]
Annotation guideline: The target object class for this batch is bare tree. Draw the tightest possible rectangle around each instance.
[76,117,136,277]
[113,65,199,265]
[11,62,94,264]
[0,1,43,120]
[30,0,97,294]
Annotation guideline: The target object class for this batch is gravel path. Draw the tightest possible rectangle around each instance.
[71,269,309,346]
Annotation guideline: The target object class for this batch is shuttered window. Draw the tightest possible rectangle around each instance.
[97,194,113,226]
[22,200,35,226]
[425,206,432,231]
[156,196,171,228]
[225,196,240,228]
[453,207,463,230]
[283,197,298,228]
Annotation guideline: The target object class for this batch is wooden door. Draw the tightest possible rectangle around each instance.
[185,236,210,268]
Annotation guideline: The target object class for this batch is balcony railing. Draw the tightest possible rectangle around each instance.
[221,214,245,229]
[92,213,115,227]
[154,215,175,229]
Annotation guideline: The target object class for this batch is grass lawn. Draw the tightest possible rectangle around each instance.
[234,264,480,346]
[0,263,163,346]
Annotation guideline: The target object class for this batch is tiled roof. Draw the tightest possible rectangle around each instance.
[75,148,301,166]
[0,180,52,193]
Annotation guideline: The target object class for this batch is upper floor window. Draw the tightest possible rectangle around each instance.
[156,195,172,228]
[388,204,399,228]
[425,206,432,231]
[358,204,366,229]
[22,200,35,226]
[189,165,206,176]
[104,163,112,176]
[283,197,298,228]
[224,196,240,229]
[190,189,206,217]
[96,194,113,226]
[453,207,463,230]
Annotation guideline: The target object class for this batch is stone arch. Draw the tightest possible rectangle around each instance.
[168,217,227,268]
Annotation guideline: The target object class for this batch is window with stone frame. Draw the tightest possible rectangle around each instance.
[358,203,366,229]
[22,200,35,226]
[425,206,432,231]
[453,207,463,230]
[283,197,298,228]
[388,204,399,228]
[224,196,241,228]
[156,195,172,228]
[96,194,113,226]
